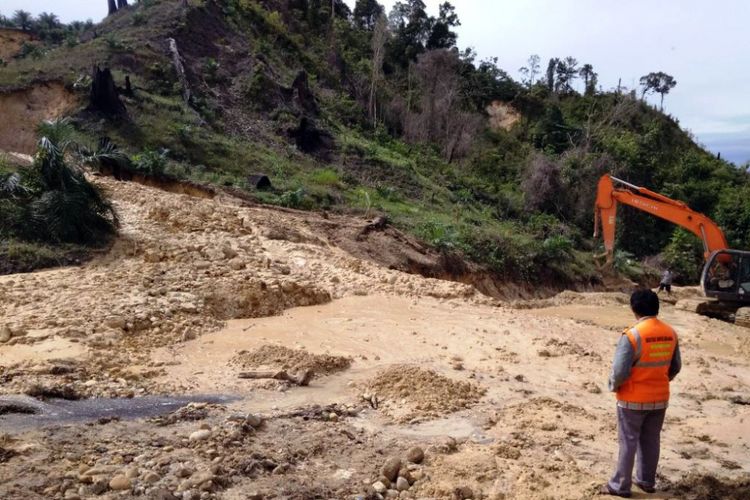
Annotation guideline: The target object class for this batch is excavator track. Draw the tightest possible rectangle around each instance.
[735,307,750,329]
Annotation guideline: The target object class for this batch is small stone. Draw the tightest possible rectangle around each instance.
[144,471,160,483]
[189,429,211,442]
[396,477,410,491]
[381,457,401,482]
[328,412,338,422]
[406,446,424,464]
[245,414,263,428]
[109,475,132,491]
[385,490,399,498]
[454,485,474,499]
[372,481,387,494]
[0,325,11,343]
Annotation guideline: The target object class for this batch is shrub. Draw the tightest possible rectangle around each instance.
[132,149,169,176]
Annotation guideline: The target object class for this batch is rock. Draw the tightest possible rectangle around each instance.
[0,325,11,343]
[151,488,178,500]
[454,486,474,499]
[189,429,211,442]
[396,477,410,491]
[385,490,400,498]
[372,481,387,494]
[90,478,108,495]
[228,258,246,271]
[63,489,80,500]
[109,475,132,491]
[381,457,401,482]
[144,471,160,483]
[245,414,263,428]
[406,446,424,464]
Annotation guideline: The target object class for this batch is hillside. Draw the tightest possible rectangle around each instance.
[2,3,750,499]
[1,0,750,287]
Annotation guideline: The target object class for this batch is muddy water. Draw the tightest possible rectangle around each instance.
[0,394,235,433]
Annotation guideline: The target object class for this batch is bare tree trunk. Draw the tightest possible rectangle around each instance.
[368,15,387,127]
[660,92,664,111]
[107,0,118,16]
[90,66,126,115]
[117,0,129,8]
[168,38,191,105]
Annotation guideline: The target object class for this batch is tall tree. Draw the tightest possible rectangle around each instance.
[554,56,578,93]
[388,0,430,67]
[117,0,129,8]
[353,0,384,30]
[426,2,459,50]
[36,12,61,30]
[518,54,540,88]
[12,10,33,31]
[368,14,388,125]
[545,57,558,92]
[639,71,677,110]
[107,0,118,16]
[579,63,597,96]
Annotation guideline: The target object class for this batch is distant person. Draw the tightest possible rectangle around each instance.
[657,268,673,295]
[601,289,681,498]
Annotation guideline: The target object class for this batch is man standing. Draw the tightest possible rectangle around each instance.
[602,289,681,498]
[657,268,673,295]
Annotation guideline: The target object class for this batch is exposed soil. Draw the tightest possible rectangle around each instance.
[1,177,749,500]
[364,365,486,423]
[0,82,78,154]
[230,345,352,376]
[0,28,32,60]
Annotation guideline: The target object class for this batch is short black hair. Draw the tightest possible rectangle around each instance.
[631,289,659,317]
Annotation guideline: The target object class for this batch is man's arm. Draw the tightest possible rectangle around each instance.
[669,339,681,381]
[608,334,634,392]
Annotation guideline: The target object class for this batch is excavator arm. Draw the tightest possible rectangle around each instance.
[594,174,728,262]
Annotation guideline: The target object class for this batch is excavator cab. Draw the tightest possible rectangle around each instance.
[702,250,750,304]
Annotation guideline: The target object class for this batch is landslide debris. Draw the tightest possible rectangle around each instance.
[363,365,485,423]
[230,345,352,377]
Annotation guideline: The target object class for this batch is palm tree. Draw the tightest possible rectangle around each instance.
[36,12,61,30]
[12,10,33,31]
[27,119,119,244]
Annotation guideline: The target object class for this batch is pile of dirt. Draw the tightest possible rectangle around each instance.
[202,281,332,321]
[669,473,750,500]
[510,290,630,309]
[364,365,485,422]
[230,345,352,376]
[0,82,78,154]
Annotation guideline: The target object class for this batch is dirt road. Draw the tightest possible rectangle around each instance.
[1,178,749,499]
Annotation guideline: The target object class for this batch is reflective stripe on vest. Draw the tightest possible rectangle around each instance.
[616,318,677,404]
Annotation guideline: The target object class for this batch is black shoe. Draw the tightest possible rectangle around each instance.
[599,484,632,498]
[635,481,656,493]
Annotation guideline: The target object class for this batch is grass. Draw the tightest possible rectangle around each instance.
[0,240,92,274]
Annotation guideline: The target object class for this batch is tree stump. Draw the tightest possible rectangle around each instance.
[89,66,126,115]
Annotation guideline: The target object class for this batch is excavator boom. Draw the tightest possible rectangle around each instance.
[594,174,729,261]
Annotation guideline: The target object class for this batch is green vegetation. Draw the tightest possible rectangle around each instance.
[0,120,118,272]
[1,0,748,286]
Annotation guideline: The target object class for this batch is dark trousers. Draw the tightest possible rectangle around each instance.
[608,406,666,494]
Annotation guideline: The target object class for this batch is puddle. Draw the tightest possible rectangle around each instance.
[0,394,236,433]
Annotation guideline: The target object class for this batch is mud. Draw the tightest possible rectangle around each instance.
[1,177,749,499]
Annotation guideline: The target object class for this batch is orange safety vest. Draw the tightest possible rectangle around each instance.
[616,317,677,404]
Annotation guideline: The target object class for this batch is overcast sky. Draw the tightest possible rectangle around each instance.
[2,0,748,165]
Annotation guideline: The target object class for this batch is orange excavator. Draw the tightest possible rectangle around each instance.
[594,174,750,327]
